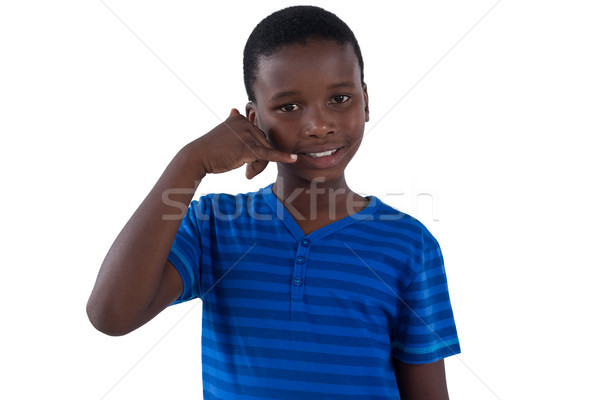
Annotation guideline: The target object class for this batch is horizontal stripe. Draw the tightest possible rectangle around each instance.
[203,377,397,400]
[167,183,460,398]
[206,296,390,327]
[394,337,461,355]
[393,341,462,364]
[204,308,392,340]
[205,319,391,351]
[203,329,391,359]
[202,342,390,372]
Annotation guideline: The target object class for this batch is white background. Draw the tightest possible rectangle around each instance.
[1,0,599,399]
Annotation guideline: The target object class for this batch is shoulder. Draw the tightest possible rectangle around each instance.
[196,188,254,206]
[367,196,440,251]
[193,187,265,213]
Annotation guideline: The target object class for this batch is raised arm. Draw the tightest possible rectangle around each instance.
[86,109,297,336]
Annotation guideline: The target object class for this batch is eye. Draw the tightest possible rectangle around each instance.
[279,104,300,112]
[331,95,350,104]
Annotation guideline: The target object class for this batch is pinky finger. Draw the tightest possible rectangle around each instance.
[245,161,267,179]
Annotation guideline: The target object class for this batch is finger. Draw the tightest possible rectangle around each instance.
[247,128,273,150]
[226,120,279,157]
[224,112,271,150]
[247,124,293,157]
[240,118,271,147]
[224,116,294,162]
[245,160,268,180]
[248,144,297,164]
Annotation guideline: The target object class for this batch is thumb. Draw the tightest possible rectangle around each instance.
[229,108,240,118]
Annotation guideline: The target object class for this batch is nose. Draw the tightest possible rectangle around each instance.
[303,106,334,138]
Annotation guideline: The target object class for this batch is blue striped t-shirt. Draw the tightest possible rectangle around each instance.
[168,183,460,399]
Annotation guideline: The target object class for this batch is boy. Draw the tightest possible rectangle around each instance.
[87,5,460,399]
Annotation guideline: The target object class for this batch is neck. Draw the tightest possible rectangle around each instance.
[271,174,367,222]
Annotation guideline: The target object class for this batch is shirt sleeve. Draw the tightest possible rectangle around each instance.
[390,232,461,364]
[167,197,208,305]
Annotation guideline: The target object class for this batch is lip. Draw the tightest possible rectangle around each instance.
[297,145,346,169]
[298,145,345,154]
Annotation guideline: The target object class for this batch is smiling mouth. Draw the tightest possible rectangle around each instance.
[304,147,342,158]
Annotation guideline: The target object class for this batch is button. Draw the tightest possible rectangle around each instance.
[293,277,303,286]
[301,238,310,247]
[296,256,305,264]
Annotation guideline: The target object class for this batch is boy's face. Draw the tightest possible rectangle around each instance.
[246,39,369,185]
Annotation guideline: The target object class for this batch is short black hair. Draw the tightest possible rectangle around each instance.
[243,5,364,102]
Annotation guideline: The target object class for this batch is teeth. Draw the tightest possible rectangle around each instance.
[306,148,338,158]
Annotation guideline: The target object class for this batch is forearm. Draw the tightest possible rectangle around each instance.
[87,109,295,335]
[87,142,205,335]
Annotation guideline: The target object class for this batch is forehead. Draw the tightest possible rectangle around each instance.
[254,40,361,102]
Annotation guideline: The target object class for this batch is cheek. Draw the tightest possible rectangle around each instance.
[263,125,288,149]
[255,117,276,143]
[341,109,366,133]
[262,117,296,147]
[341,101,367,124]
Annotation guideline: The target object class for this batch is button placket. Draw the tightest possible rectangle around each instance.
[291,237,311,302]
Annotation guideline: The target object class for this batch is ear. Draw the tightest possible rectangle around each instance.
[362,82,370,122]
[245,102,259,126]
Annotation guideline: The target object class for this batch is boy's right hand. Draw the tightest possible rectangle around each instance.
[189,108,297,179]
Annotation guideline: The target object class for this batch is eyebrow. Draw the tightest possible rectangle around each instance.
[327,81,355,90]
[270,81,356,102]
[270,91,299,102]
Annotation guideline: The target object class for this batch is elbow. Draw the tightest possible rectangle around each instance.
[86,298,137,336]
